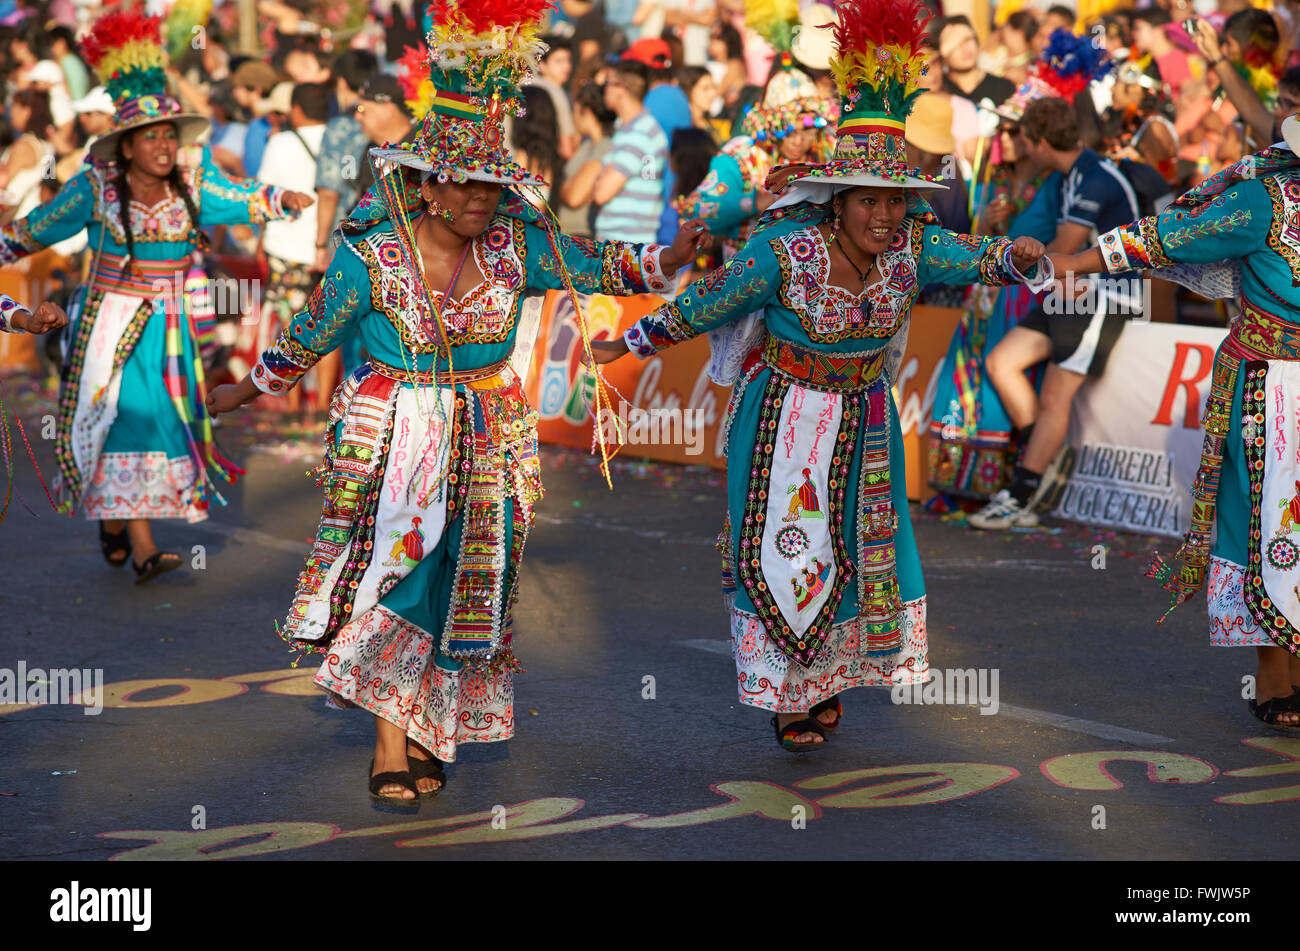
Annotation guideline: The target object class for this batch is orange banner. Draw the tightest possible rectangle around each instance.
[0,250,74,374]
[523,291,960,501]
[892,306,964,504]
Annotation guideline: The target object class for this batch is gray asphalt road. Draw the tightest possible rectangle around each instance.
[0,395,1294,862]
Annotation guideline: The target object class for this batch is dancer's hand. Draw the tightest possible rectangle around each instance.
[1008,236,1046,273]
[982,197,1012,227]
[588,339,630,365]
[13,301,67,334]
[206,377,261,416]
[283,191,315,216]
[662,217,710,273]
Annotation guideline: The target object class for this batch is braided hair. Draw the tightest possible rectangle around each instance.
[113,124,207,270]
[168,162,207,252]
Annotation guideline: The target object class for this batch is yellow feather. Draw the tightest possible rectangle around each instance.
[744,0,799,48]
[97,40,167,83]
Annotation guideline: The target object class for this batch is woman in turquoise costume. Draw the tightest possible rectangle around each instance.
[0,8,312,582]
[1048,120,1300,728]
[676,3,836,388]
[207,0,708,802]
[928,31,1109,502]
[592,0,1051,753]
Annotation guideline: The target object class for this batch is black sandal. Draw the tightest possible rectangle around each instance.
[407,755,447,799]
[368,760,421,804]
[133,551,182,586]
[771,715,828,752]
[1248,689,1300,728]
[809,694,843,732]
[99,522,131,568]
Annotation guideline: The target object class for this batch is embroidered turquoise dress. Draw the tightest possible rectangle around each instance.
[1096,149,1300,653]
[253,191,676,761]
[0,147,288,521]
[623,199,1046,711]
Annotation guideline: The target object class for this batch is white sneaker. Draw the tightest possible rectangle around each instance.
[968,489,1039,530]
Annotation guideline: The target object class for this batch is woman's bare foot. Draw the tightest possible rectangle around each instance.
[406,741,444,795]
[1254,646,1300,726]
[125,519,159,568]
[373,716,416,800]
[777,711,824,745]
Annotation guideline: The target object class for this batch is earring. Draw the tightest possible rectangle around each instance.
[427,199,455,223]
[830,211,841,241]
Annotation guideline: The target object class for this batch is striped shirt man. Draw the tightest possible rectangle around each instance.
[594,109,668,244]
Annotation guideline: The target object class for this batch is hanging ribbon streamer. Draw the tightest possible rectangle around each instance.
[373,160,463,499]
[535,212,626,489]
[0,393,63,524]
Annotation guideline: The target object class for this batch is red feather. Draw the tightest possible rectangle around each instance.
[82,6,165,69]
[396,45,430,100]
[431,0,556,33]
[833,0,931,60]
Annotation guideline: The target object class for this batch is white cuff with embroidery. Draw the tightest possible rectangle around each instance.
[623,323,657,359]
[642,246,676,295]
[1002,246,1055,293]
[0,295,28,333]
[1097,228,1132,274]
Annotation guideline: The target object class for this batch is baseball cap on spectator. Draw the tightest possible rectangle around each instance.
[72,86,115,115]
[359,74,414,118]
[254,81,294,117]
[233,60,279,94]
[619,38,672,70]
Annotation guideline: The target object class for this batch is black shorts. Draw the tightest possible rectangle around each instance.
[1018,300,1129,378]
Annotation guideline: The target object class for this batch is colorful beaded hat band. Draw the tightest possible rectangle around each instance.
[80,5,211,163]
[370,0,553,187]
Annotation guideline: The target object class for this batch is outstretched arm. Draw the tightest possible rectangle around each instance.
[195,147,313,227]
[207,243,366,414]
[915,227,1051,288]
[525,215,709,296]
[1046,180,1271,299]
[0,171,95,266]
[592,235,781,365]
[0,297,67,334]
